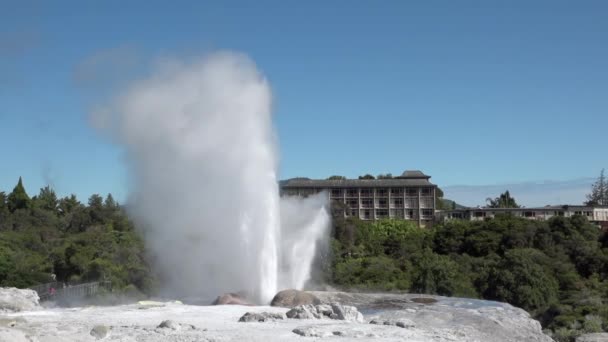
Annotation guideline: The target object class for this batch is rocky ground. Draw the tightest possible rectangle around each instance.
[0,287,557,342]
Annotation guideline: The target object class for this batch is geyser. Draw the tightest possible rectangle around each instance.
[94,52,329,303]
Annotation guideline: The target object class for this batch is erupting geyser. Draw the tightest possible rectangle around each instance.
[94,52,330,304]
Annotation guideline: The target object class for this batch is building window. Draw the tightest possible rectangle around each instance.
[390,188,403,196]
[331,188,342,197]
[376,188,388,196]
[392,198,403,207]
[377,198,388,208]
[523,211,536,217]
[360,189,372,197]
[346,188,358,197]
[347,199,358,208]
[361,199,373,208]
[390,209,404,218]
[405,209,415,219]
[421,188,432,196]
[420,197,433,209]
[474,211,486,218]
[363,210,372,219]
[376,209,388,218]
[422,209,433,218]
[405,198,418,208]
[406,188,418,196]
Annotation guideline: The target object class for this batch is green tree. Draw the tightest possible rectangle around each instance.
[486,190,520,208]
[358,174,375,180]
[327,175,347,180]
[484,248,559,313]
[586,169,608,206]
[7,177,31,213]
[35,186,58,212]
[410,248,475,296]
[58,194,81,216]
[377,173,393,179]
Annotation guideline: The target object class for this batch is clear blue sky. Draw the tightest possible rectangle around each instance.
[1,0,606,204]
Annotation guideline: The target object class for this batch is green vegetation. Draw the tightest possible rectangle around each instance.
[486,190,520,208]
[586,169,608,206]
[0,178,154,295]
[327,211,608,341]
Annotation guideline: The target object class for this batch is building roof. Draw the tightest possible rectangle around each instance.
[397,170,430,179]
[281,178,435,189]
[445,205,603,212]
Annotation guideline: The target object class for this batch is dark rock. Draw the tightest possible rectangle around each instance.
[238,312,286,322]
[157,320,179,330]
[270,289,321,308]
[292,327,333,337]
[212,293,252,306]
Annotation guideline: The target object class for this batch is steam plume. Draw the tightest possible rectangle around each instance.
[94,52,329,303]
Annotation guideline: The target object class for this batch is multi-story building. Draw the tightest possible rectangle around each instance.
[441,205,608,229]
[280,170,438,227]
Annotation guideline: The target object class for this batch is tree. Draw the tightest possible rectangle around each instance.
[377,173,393,179]
[486,190,519,208]
[35,186,58,212]
[484,248,559,313]
[58,194,81,216]
[104,194,118,210]
[0,192,7,213]
[358,174,375,180]
[7,177,31,213]
[327,175,347,180]
[585,169,607,206]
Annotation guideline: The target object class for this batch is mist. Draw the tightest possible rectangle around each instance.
[93,51,329,304]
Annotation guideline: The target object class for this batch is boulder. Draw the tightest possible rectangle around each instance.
[286,305,321,319]
[330,303,364,323]
[212,293,252,306]
[238,312,286,322]
[270,289,321,308]
[286,303,364,323]
[0,287,40,313]
[90,325,109,340]
[292,327,333,338]
[577,333,608,342]
[157,320,179,330]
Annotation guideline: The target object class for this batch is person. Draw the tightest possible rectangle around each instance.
[49,287,56,297]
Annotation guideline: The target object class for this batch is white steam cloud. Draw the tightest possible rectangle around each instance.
[94,52,329,304]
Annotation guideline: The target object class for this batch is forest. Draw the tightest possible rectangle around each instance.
[1,176,607,341]
[327,209,608,341]
[0,178,154,295]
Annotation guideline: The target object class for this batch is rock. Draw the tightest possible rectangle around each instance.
[286,305,321,319]
[157,320,179,330]
[292,326,333,338]
[286,303,364,323]
[90,325,109,339]
[212,292,252,306]
[239,312,286,322]
[577,333,608,342]
[330,303,364,323]
[0,287,40,313]
[271,289,321,308]
[396,320,415,328]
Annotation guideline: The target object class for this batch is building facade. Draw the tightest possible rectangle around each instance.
[280,170,437,227]
[440,205,608,229]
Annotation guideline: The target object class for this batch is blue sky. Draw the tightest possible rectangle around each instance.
[1,0,606,205]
